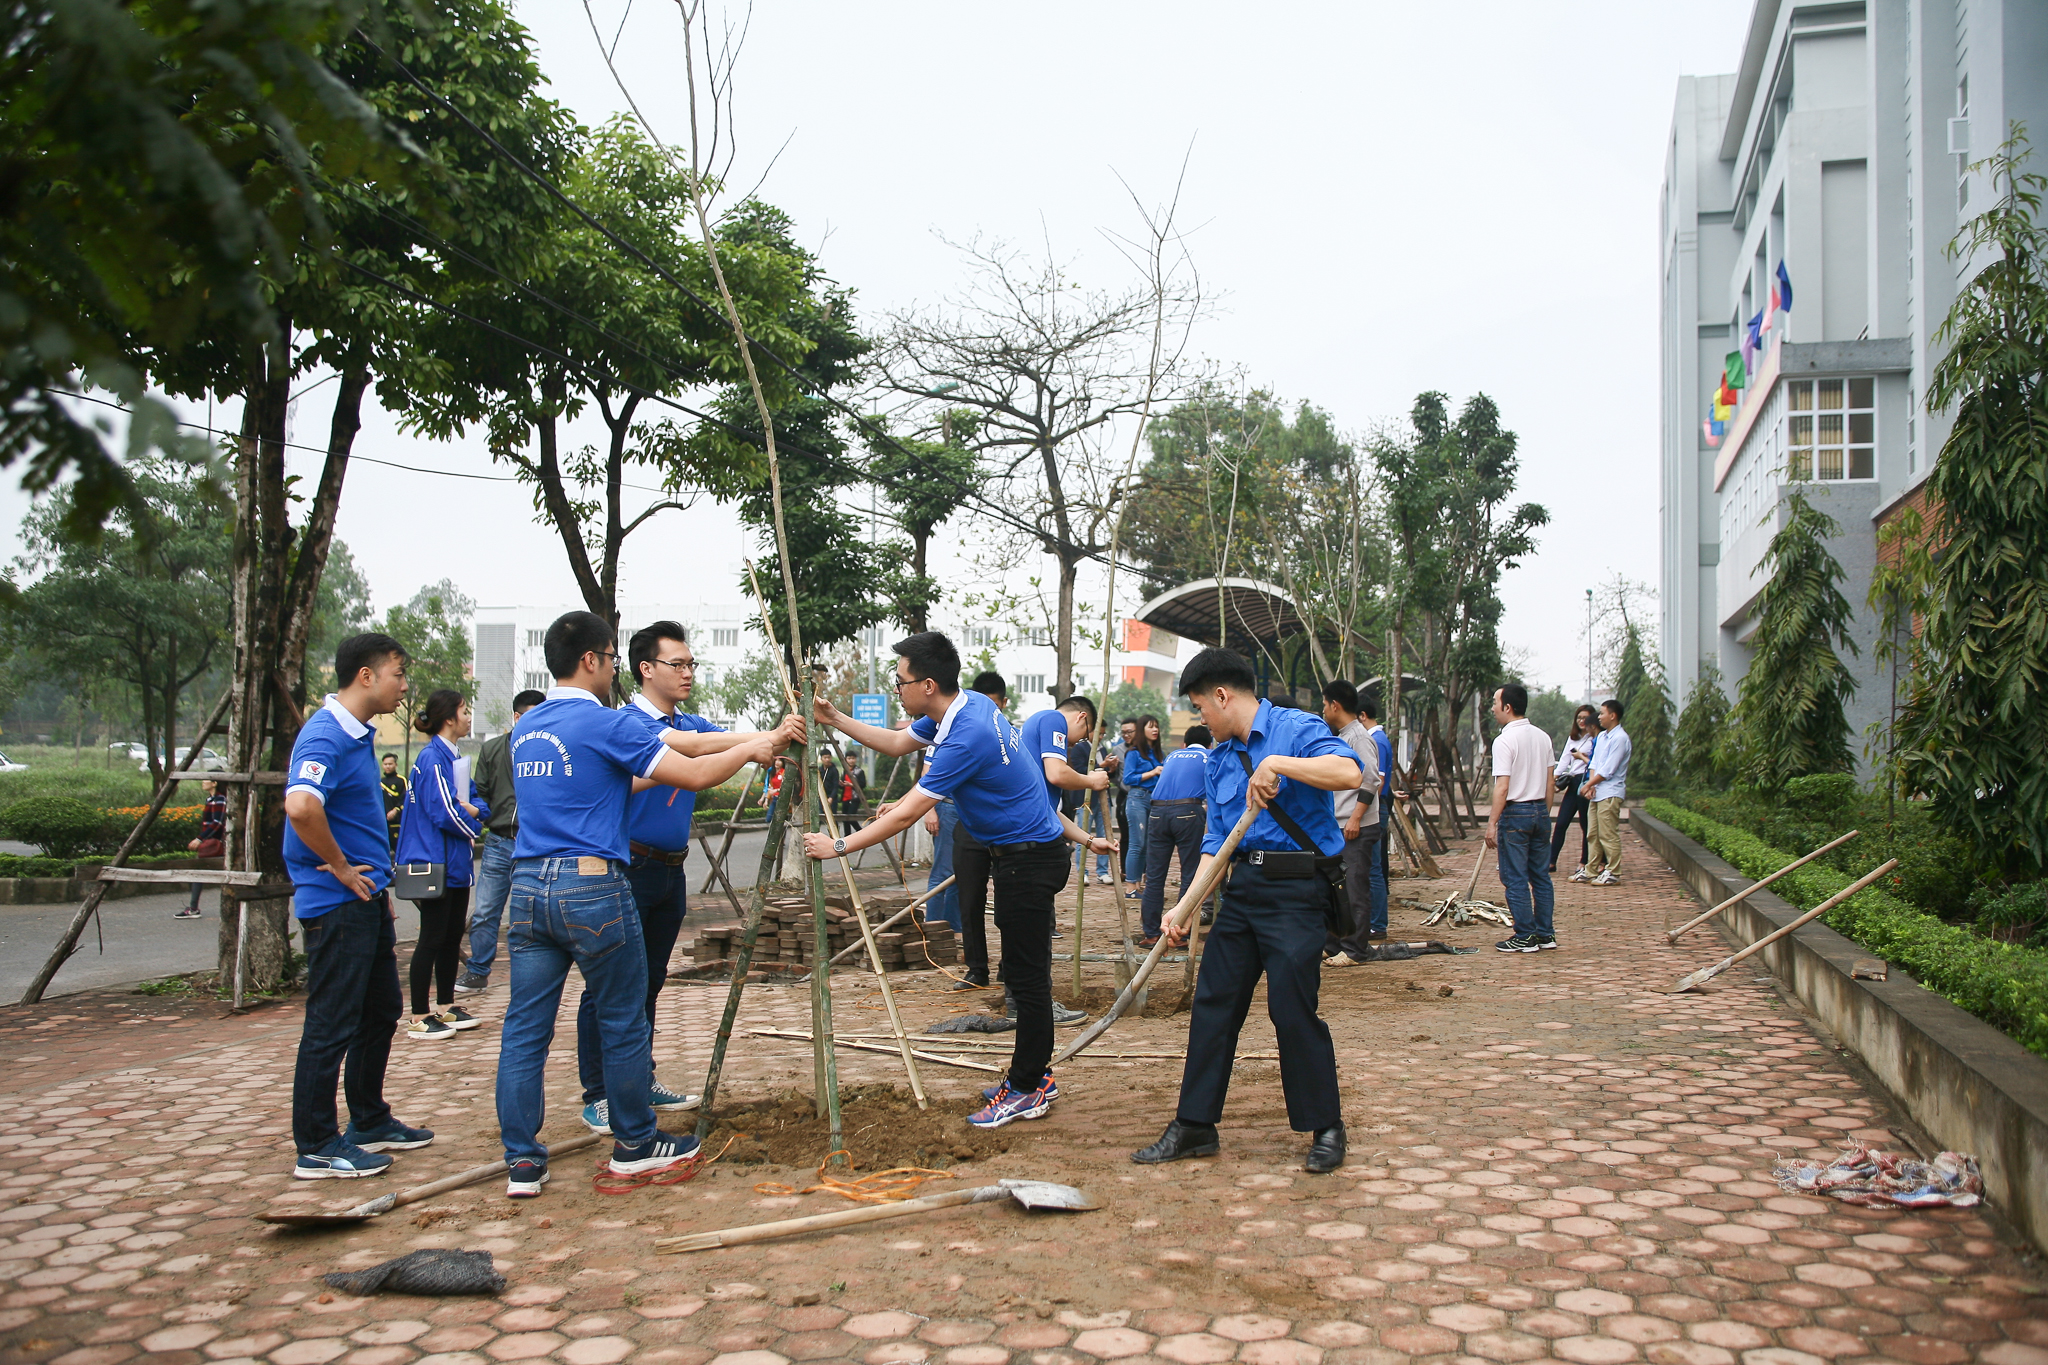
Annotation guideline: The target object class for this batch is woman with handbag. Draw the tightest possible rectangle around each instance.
[174,780,229,920]
[395,690,487,1041]
[1121,714,1166,898]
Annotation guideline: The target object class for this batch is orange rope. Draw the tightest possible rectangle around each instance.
[592,1135,735,1196]
[754,1151,954,1203]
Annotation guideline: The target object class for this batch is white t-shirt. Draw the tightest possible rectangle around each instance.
[1491,718,1554,804]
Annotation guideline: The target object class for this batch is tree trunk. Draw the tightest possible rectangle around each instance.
[909,532,928,633]
[531,374,605,620]
[1054,549,1079,700]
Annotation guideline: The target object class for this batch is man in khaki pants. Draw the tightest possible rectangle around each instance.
[1580,698,1632,886]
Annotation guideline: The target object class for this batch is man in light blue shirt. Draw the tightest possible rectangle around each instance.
[1581,698,1632,885]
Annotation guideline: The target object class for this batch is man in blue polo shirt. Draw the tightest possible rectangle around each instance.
[1140,724,1210,945]
[496,611,784,1197]
[805,632,1113,1130]
[284,633,434,1180]
[574,620,803,1135]
[1133,648,1365,1175]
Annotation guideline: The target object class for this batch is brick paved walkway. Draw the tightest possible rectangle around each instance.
[0,822,2042,1365]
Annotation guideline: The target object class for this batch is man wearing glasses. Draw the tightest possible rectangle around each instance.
[495,612,790,1195]
[804,631,1114,1130]
[572,621,805,1136]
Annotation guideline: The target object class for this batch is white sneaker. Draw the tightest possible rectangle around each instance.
[1096,874,1113,885]
[1591,870,1619,886]
[1568,867,1590,883]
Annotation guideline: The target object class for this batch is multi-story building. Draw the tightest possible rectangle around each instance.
[1659,0,2046,757]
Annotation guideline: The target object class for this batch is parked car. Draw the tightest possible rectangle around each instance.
[108,741,149,761]
[0,751,27,773]
[142,746,228,772]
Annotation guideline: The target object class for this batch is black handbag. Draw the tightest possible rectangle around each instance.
[1236,752,1348,935]
[392,862,446,901]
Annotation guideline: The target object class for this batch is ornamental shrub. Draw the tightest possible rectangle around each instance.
[0,796,115,859]
[1645,798,2048,1059]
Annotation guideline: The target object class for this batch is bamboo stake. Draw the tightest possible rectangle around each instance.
[749,1029,998,1074]
[1668,860,1896,993]
[813,797,927,1107]
[695,800,794,1142]
[1665,830,1861,943]
[1052,804,1256,1066]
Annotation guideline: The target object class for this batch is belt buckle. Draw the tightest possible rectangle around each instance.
[1249,850,1266,866]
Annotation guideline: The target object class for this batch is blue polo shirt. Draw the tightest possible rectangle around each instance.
[625,693,725,852]
[510,687,668,862]
[910,691,1064,846]
[283,695,393,918]
[1203,700,1364,857]
[1152,745,1209,802]
[1018,706,1070,812]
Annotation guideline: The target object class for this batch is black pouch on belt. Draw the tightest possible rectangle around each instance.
[1237,753,1350,935]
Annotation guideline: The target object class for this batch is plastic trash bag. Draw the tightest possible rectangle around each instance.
[1774,1143,1982,1208]
[926,1012,1016,1034]
[324,1248,506,1296]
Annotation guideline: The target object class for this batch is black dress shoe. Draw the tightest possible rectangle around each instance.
[1131,1119,1220,1164]
[948,975,989,991]
[1305,1122,1346,1173]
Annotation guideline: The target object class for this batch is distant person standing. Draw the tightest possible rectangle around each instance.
[1580,698,1632,885]
[395,690,484,1042]
[1139,725,1210,946]
[175,779,228,920]
[379,754,406,851]
[456,689,543,994]
[1121,715,1165,896]
[1318,681,1386,966]
[1486,683,1557,953]
[1551,704,1599,879]
[1359,693,1395,937]
[1106,718,1137,868]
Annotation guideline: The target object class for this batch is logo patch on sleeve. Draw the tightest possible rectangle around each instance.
[296,759,328,783]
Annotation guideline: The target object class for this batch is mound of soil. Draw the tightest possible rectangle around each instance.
[703,1085,1018,1170]
[953,983,1193,1019]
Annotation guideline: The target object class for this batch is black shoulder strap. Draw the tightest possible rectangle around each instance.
[1237,749,1318,853]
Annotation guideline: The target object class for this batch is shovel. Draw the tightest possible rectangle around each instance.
[653,1177,1099,1253]
[1667,859,1896,993]
[255,1132,606,1227]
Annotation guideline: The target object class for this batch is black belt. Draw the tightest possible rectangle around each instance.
[629,841,689,866]
[1151,797,1204,807]
[986,838,1066,858]
[1230,848,1337,879]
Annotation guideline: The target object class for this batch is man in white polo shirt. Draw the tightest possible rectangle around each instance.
[1485,683,1557,954]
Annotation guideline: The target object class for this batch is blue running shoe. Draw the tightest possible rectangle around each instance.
[982,1072,1059,1103]
[506,1160,549,1198]
[293,1139,393,1180]
[345,1118,435,1152]
[582,1100,611,1135]
[649,1079,700,1111]
[967,1080,1051,1129]
[609,1133,700,1175]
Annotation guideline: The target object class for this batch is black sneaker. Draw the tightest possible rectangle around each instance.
[506,1160,548,1198]
[1051,1002,1088,1026]
[1533,934,1559,950]
[948,975,989,992]
[1495,934,1540,953]
[453,971,490,994]
[609,1132,701,1175]
[172,907,203,919]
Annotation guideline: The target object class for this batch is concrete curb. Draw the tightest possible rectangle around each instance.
[1635,809,2048,1254]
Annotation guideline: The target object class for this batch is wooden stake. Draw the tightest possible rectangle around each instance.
[1668,860,1896,993]
[695,800,794,1142]
[812,796,927,1107]
[1665,830,1861,943]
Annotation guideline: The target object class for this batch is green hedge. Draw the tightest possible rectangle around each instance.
[1644,799,2048,1060]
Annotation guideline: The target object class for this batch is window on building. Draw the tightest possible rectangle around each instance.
[1028,627,1051,647]
[1014,673,1046,697]
[523,671,550,691]
[525,629,544,647]
[1956,75,1970,213]
[963,626,997,649]
[711,628,739,648]
[1785,378,1875,482]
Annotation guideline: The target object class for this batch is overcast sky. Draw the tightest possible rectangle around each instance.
[11,0,1759,695]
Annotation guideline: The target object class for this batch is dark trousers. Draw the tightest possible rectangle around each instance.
[991,843,1069,1091]
[955,827,994,983]
[579,856,687,1102]
[1178,865,1342,1133]
[292,893,402,1153]
[408,886,468,1016]
[1332,824,1386,957]
[1379,795,1392,885]
[1113,789,1131,865]
[1140,800,1205,938]
[1549,775,1590,870]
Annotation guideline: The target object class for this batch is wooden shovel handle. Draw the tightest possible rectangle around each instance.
[386,1132,606,1211]
[1666,829,1860,942]
[655,1186,995,1252]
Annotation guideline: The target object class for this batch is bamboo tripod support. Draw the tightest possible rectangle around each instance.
[695,801,793,1141]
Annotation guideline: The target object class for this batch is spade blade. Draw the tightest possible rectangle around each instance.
[999,1178,1099,1211]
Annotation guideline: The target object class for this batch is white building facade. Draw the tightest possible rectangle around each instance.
[1659,0,2047,756]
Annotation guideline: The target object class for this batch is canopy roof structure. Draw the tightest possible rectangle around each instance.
[1132,577,1317,657]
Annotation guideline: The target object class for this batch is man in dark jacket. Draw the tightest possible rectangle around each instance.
[455,690,543,994]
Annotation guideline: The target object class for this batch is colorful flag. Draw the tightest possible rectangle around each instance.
[1744,310,1764,371]
[1714,393,1733,422]
[1773,260,1794,314]
[1716,377,1737,409]
[1725,351,1747,390]
[1703,419,1721,448]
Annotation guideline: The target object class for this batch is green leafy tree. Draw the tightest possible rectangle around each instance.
[1733,492,1859,788]
[1613,623,1675,790]
[1674,659,1734,789]
[307,541,374,673]
[1876,130,2048,875]
[1526,686,1577,749]
[3,457,230,785]
[703,651,790,731]
[381,586,472,764]
[866,415,977,633]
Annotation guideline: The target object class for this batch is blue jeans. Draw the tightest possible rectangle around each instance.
[497,858,657,1165]
[1123,787,1154,883]
[1074,798,1111,879]
[578,856,687,1102]
[925,800,962,930]
[1496,801,1555,939]
[291,894,402,1153]
[1140,800,1205,938]
[465,832,515,976]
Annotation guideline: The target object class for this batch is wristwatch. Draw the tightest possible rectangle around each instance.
[833,837,847,857]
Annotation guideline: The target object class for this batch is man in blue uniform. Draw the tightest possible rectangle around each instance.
[1132,648,1365,1174]
[496,612,785,1197]
[1140,725,1211,945]
[805,632,1113,1129]
[284,633,435,1179]
[574,620,804,1134]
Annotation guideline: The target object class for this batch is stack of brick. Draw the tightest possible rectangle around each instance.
[689,888,961,973]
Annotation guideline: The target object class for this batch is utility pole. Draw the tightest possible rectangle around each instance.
[1584,587,1594,704]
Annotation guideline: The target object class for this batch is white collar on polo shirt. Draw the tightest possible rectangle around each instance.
[321,693,370,740]
[545,684,603,705]
[630,691,674,720]
[930,689,969,746]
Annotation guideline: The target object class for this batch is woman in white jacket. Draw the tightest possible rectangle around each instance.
[1549,705,1599,878]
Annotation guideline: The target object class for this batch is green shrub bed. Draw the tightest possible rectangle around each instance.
[1644,798,2048,1059]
